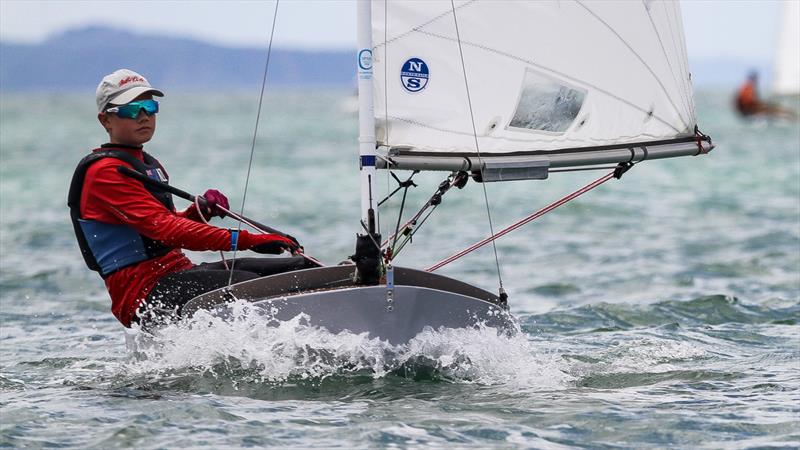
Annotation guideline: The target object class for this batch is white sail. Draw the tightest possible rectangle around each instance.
[372,0,705,167]
[772,0,800,97]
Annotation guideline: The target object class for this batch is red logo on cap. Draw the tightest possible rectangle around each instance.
[118,76,145,87]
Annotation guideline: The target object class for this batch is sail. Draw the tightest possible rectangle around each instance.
[772,0,800,97]
[371,0,710,172]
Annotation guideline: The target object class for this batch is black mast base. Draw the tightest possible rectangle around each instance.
[352,233,382,285]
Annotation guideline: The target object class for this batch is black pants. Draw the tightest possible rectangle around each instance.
[135,256,317,328]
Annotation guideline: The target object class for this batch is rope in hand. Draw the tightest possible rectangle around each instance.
[196,199,325,268]
[194,196,230,270]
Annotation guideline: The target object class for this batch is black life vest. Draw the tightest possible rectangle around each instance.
[67,145,176,277]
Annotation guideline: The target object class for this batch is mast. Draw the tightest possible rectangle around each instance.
[353,0,382,284]
[357,1,378,230]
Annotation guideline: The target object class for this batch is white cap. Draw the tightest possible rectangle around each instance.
[96,69,164,112]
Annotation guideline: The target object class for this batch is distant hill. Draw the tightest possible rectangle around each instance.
[0,25,771,92]
[0,26,355,91]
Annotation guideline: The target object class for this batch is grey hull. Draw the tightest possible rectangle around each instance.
[182,265,516,345]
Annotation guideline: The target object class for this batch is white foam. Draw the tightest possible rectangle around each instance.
[123,300,572,389]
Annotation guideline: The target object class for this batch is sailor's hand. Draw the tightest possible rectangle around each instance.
[199,189,229,219]
[249,233,299,255]
[284,234,304,254]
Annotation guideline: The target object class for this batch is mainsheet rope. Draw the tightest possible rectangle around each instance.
[227,0,281,287]
[449,0,505,293]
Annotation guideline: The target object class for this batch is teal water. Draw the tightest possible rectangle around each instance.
[1,89,798,448]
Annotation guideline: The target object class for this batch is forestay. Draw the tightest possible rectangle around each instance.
[372,0,711,173]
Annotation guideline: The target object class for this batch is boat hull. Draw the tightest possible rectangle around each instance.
[181,265,516,345]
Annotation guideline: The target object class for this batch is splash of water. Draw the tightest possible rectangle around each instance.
[122,300,572,389]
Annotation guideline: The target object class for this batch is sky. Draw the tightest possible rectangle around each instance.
[0,0,790,64]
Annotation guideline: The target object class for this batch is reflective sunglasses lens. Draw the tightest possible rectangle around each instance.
[115,100,159,119]
[139,99,159,115]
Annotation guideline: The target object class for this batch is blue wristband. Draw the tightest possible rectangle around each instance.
[230,230,239,251]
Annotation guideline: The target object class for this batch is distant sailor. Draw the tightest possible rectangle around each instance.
[734,71,797,119]
[68,69,317,329]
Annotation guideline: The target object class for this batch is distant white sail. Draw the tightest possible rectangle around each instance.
[772,0,800,97]
[372,0,699,156]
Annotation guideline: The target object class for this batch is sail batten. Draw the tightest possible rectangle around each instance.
[372,0,703,165]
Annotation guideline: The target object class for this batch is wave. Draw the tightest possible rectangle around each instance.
[106,296,797,396]
[523,295,800,333]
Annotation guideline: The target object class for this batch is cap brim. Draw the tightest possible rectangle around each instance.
[107,86,164,107]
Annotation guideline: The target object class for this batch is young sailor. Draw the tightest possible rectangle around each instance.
[68,69,316,329]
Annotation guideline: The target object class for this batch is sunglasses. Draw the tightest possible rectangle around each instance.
[105,99,159,119]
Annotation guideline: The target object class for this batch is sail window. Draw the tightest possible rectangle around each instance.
[508,69,586,133]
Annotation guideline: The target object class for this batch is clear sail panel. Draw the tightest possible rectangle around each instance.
[508,69,587,133]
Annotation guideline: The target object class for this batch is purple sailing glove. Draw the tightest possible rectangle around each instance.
[199,189,229,219]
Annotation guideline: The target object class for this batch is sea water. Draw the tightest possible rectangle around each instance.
[1,89,798,448]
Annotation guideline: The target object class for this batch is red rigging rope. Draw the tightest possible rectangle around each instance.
[425,169,619,273]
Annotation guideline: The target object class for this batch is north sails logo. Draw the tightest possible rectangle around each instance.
[401,58,429,93]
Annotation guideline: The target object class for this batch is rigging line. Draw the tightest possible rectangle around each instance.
[426,168,618,273]
[390,182,410,254]
[378,171,418,207]
[228,0,281,287]
[391,200,440,257]
[449,0,504,289]
[381,172,461,247]
[574,0,690,131]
